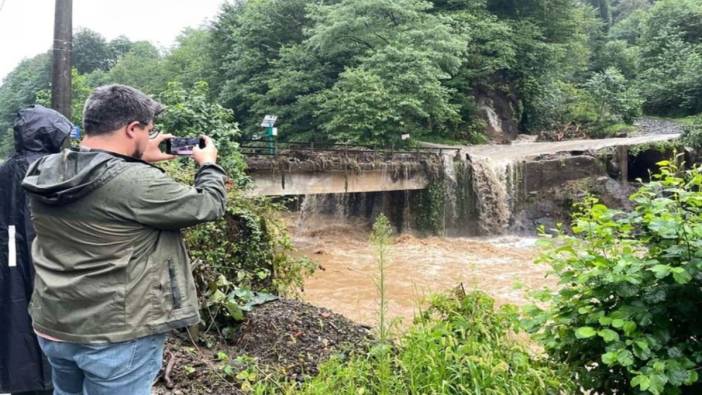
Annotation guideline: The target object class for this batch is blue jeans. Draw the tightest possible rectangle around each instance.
[36,334,167,395]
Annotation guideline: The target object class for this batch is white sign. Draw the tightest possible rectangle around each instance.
[260,115,278,128]
[8,225,16,267]
[401,134,411,140]
[271,127,278,136]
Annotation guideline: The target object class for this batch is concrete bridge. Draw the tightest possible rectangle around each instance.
[242,133,683,197]
[243,144,447,196]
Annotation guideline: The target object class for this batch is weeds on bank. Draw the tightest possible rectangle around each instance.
[254,290,573,394]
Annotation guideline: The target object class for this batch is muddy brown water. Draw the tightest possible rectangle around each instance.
[292,219,554,329]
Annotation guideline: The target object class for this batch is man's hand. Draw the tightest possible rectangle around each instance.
[192,135,218,166]
[142,133,176,163]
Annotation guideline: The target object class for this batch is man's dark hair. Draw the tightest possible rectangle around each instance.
[82,84,164,135]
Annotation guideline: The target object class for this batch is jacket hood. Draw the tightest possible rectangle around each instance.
[22,148,144,206]
[14,105,73,154]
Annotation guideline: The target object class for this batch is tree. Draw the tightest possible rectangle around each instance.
[590,39,639,78]
[308,0,465,143]
[589,0,613,27]
[162,28,213,89]
[315,69,396,145]
[107,35,133,62]
[72,30,136,75]
[585,67,642,124]
[249,44,335,141]
[611,0,655,22]
[634,0,702,115]
[106,41,167,94]
[210,0,314,134]
[72,28,112,74]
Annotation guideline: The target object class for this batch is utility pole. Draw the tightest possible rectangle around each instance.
[51,0,72,119]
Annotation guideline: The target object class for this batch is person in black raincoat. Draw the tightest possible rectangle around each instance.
[0,105,73,395]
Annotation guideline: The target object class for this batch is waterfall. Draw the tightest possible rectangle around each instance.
[295,189,417,234]
[479,105,503,135]
[469,157,512,235]
[294,150,525,237]
[441,152,459,234]
[436,149,523,236]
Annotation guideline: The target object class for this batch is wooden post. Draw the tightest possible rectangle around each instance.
[51,0,72,119]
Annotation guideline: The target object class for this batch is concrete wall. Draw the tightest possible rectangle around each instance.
[523,155,608,192]
[248,169,429,196]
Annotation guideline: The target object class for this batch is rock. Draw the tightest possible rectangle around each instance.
[523,154,607,191]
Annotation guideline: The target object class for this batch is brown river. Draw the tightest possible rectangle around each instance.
[292,218,553,328]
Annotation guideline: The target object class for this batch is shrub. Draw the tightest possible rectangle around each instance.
[682,114,702,150]
[157,80,247,183]
[261,290,574,394]
[525,160,702,394]
[584,67,643,126]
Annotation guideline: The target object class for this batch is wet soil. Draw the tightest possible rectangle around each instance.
[153,299,371,394]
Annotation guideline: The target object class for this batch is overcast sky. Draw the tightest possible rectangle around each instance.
[0,0,227,82]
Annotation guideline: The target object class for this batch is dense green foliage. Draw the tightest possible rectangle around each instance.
[632,0,702,116]
[72,29,134,74]
[157,81,246,181]
[209,0,600,143]
[258,291,574,394]
[202,0,701,142]
[525,161,702,394]
[585,67,643,126]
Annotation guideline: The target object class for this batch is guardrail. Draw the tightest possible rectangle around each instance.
[238,139,460,158]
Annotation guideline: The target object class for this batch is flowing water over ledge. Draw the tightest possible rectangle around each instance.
[289,133,682,327]
[291,218,553,328]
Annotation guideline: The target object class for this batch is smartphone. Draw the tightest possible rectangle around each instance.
[165,137,205,156]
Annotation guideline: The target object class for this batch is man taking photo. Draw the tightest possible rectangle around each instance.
[21,84,227,395]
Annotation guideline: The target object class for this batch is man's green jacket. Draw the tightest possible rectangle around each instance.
[22,148,227,343]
